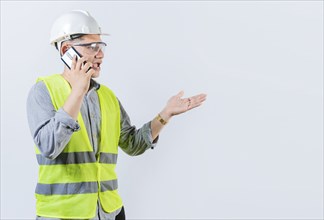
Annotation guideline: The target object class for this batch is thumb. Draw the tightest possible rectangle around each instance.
[176,90,184,98]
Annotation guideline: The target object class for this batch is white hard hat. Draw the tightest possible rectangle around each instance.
[50,10,109,47]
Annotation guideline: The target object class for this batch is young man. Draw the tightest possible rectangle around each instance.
[27,10,207,220]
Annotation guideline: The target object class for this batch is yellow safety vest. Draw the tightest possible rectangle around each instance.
[34,74,123,219]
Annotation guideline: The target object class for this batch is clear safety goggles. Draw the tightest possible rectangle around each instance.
[72,42,107,54]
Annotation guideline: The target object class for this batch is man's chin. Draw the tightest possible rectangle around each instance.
[91,70,100,78]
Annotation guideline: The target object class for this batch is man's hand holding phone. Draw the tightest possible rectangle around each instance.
[61,47,96,120]
[65,55,95,95]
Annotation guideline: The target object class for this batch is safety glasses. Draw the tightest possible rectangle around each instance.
[72,42,107,54]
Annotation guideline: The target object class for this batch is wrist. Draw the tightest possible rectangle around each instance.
[71,87,87,97]
[159,109,172,122]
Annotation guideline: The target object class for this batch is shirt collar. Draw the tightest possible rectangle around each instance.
[90,79,100,90]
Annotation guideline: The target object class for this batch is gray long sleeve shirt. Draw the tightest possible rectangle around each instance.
[27,79,158,220]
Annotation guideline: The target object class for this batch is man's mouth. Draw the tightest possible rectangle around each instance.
[93,62,101,70]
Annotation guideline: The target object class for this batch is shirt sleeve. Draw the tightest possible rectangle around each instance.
[118,99,159,156]
[26,81,80,159]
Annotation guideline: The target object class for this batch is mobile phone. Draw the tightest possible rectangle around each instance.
[61,46,82,69]
[61,47,93,73]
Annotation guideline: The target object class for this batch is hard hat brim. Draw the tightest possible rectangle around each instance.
[50,33,110,45]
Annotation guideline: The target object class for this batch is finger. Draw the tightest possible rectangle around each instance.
[176,90,184,99]
[199,94,207,101]
[189,98,205,108]
[81,62,93,73]
[197,95,207,103]
[75,57,86,70]
[190,93,207,101]
[189,96,206,107]
[188,103,202,111]
[85,68,96,78]
[71,55,77,70]
[189,94,207,104]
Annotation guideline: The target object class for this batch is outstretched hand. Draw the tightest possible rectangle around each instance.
[160,91,207,120]
[151,91,207,139]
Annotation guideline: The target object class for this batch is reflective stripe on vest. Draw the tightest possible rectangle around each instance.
[35,179,118,195]
[36,152,118,165]
[35,74,122,219]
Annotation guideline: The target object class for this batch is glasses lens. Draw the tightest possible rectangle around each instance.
[87,43,106,53]
[74,42,106,54]
[96,43,106,53]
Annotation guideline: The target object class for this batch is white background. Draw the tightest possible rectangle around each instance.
[1,1,323,219]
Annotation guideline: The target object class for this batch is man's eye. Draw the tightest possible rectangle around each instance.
[88,46,97,51]
[93,46,100,51]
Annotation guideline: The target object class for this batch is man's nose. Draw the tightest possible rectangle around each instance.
[95,49,104,59]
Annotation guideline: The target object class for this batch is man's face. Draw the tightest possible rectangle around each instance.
[64,34,105,78]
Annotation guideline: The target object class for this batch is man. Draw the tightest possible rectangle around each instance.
[27,10,207,220]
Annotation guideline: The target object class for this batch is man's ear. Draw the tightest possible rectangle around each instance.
[60,44,69,56]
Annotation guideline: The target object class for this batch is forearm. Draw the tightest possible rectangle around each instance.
[119,122,157,155]
[151,109,172,140]
[118,100,158,156]
[27,82,80,159]
[62,90,85,120]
